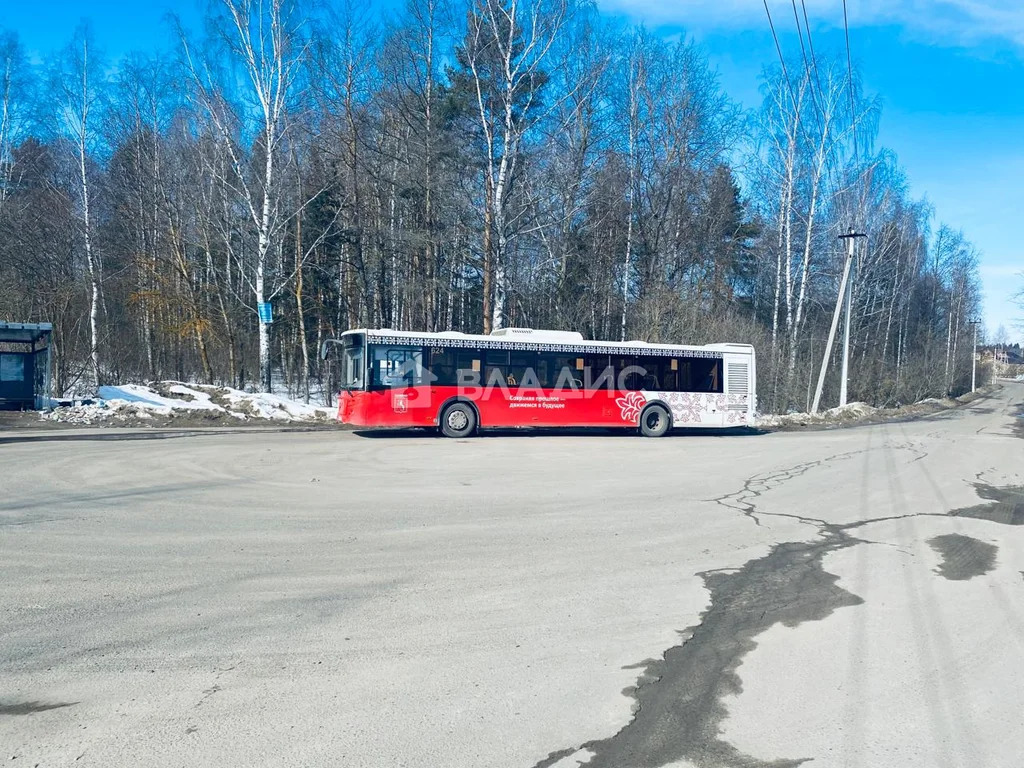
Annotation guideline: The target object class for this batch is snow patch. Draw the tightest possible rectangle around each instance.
[757,402,877,428]
[44,382,333,426]
[220,389,328,421]
[757,388,995,430]
[823,401,877,421]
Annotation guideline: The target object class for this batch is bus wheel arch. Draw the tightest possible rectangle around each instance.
[639,402,673,437]
[438,398,480,438]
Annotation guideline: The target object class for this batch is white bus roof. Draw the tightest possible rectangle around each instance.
[340,328,753,360]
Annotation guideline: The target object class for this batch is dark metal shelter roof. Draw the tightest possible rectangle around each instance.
[0,322,52,345]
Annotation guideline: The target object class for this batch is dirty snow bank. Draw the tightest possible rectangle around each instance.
[42,382,334,426]
[758,401,876,429]
[757,388,993,430]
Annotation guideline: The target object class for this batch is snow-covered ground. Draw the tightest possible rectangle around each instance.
[42,382,334,426]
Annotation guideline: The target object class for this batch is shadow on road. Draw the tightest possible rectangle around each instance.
[354,426,767,439]
[0,426,338,445]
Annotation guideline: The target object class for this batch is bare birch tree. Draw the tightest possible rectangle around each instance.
[179,0,309,392]
[0,32,29,214]
[454,0,570,332]
[52,24,105,386]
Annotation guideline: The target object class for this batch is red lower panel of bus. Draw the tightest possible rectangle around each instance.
[337,387,747,429]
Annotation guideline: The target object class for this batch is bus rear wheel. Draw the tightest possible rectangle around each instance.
[640,404,672,437]
[439,402,477,438]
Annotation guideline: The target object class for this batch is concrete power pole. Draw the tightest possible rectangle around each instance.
[839,245,855,408]
[811,228,867,415]
[969,319,980,391]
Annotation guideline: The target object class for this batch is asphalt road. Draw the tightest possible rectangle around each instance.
[2,384,1024,768]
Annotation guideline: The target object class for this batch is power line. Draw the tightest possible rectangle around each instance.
[799,0,827,111]
[842,0,858,158]
[762,0,803,123]
[790,0,844,205]
[790,0,809,82]
[789,0,822,121]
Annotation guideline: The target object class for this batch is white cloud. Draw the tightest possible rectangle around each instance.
[980,264,1024,277]
[599,0,1024,49]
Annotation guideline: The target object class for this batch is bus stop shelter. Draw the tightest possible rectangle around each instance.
[0,322,53,410]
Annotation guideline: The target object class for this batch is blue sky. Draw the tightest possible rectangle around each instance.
[601,0,1024,342]
[5,0,1022,341]
[2,0,196,56]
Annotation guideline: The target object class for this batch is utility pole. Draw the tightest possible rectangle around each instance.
[839,246,854,408]
[969,319,980,391]
[811,228,867,414]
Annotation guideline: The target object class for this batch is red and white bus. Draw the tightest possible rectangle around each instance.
[322,328,756,437]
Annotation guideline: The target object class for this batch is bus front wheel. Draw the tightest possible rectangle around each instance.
[439,402,477,438]
[640,404,672,438]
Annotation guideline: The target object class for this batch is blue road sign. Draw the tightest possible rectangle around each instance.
[258,302,273,324]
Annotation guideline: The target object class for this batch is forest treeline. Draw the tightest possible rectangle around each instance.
[0,0,983,412]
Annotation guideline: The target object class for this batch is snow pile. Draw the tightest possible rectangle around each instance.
[757,410,823,429]
[757,387,999,430]
[39,401,156,426]
[218,389,329,421]
[98,383,223,414]
[42,382,334,426]
[758,402,875,428]
[823,401,878,421]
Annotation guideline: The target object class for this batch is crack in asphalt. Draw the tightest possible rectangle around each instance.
[534,447,1024,768]
[710,450,865,529]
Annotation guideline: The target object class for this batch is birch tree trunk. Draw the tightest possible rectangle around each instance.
[59,30,104,387]
[621,46,640,341]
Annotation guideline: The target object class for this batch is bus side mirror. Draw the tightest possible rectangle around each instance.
[320,341,331,360]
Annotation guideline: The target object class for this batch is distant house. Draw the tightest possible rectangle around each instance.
[982,343,1024,378]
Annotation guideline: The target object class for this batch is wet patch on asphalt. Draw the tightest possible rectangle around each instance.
[0,700,77,716]
[532,531,862,768]
[950,484,1024,526]
[928,534,998,581]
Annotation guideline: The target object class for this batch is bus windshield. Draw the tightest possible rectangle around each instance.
[340,334,365,390]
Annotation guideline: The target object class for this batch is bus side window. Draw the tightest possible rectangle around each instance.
[689,358,723,393]
[484,349,509,387]
[709,360,721,392]
[508,352,537,388]
[456,350,481,384]
[641,357,660,390]
[430,348,457,386]
[535,355,552,388]
[660,359,680,392]
[612,356,643,391]
[679,359,693,391]
[538,354,578,389]
[583,354,611,389]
